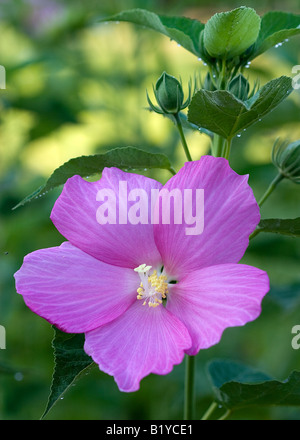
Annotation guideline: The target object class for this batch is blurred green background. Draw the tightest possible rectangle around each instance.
[0,0,300,420]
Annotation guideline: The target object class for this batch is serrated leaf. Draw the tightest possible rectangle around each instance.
[252,11,300,59]
[208,359,300,410]
[203,7,261,58]
[13,147,175,209]
[99,8,204,57]
[42,327,93,419]
[256,217,300,238]
[188,76,293,139]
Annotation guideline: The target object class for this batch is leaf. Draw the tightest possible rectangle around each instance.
[208,359,300,410]
[99,9,204,57]
[42,327,93,419]
[13,147,175,209]
[203,7,261,58]
[188,76,293,139]
[252,11,300,59]
[256,217,300,238]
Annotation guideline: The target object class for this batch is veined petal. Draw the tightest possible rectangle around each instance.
[166,263,269,355]
[50,168,163,269]
[153,156,260,278]
[14,242,137,333]
[84,301,192,392]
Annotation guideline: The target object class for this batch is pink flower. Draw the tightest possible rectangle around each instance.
[14,156,269,392]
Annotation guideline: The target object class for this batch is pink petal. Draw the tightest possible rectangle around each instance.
[14,242,138,333]
[166,263,269,355]
[50,168,163,269]
[84,301,192,392]
[154,156,260,278]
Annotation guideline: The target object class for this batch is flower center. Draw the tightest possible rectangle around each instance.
[134,264,169,308]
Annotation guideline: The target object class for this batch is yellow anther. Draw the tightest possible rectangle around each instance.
[134,264,169,308]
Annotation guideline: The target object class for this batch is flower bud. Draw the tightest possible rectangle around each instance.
[228,74,250,100]
[203,7,260,59]
[147,72,192,115]
[155,72,184,113]
[272,139,300,183]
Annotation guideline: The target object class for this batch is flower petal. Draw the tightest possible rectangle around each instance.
[84,301,192,392]
[166,263,269,355]
[50,168,163,269]
[153,156,260,278]
[14,242,138,333]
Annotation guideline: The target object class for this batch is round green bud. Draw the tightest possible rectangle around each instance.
[155,72,184,114]
[272,139,300,183]
[203,6,261,59]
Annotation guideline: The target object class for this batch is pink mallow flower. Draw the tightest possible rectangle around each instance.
[14,156,269,392]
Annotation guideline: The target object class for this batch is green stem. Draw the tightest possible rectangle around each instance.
[258,173,284,207]
[211,136,232,160]
[223,138,232,160]
[249,228,260,240]
[201,401,218,420]
[212,134,225,157]
[249,173,285,241]
[184,355,196,420]
[218,409,231,420]
[174,114,193,162]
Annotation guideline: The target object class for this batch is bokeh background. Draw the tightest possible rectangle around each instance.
[0,0,300,420]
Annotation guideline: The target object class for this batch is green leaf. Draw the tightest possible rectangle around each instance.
[13,147,175,209]
[188,76,293,139]
[256,217,300,238]
[99,8,204,57]
[42,327,93,419]
[208,359,300,410]
[203,7,261,58]
[251,11,300,59]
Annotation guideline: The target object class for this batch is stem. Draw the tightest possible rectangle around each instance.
[201,401,218,420]
[248,173,284,241]
[223,138,232,160]
[174,114,193,162]
[218,409,231,420]
[249,228,260,240]
[258,173,284,207]
[211,136,232,160]
[184,355,196,420]
[212,134,225,157]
